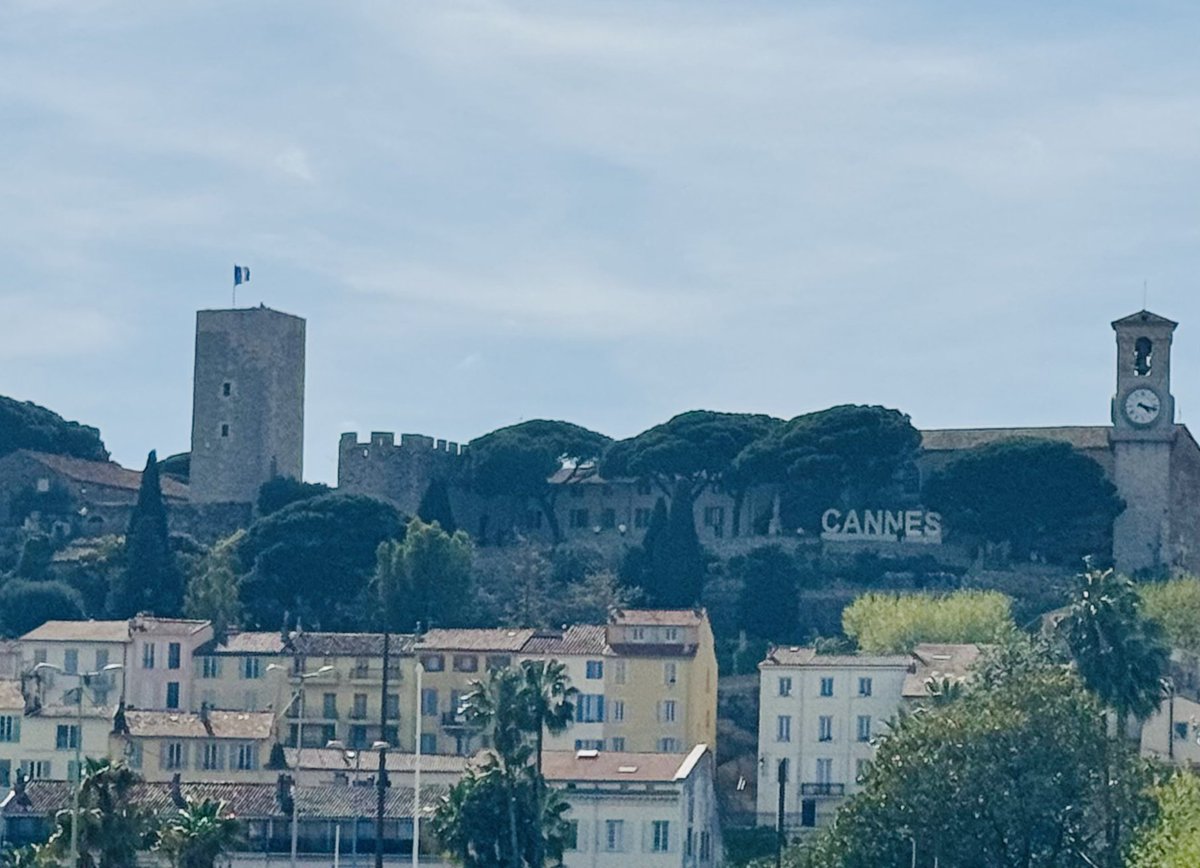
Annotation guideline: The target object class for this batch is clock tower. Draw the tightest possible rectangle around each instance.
[1110,310,1177,574]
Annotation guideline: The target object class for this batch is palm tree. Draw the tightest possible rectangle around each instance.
[518,659,576,867]
[157,798,241,868]
[1060,568,1169,733]
[43,757,157,868]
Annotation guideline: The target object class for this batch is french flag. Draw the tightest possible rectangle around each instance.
[234,265,251,286]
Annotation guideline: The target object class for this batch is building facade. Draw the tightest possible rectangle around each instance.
[189,306,306,505]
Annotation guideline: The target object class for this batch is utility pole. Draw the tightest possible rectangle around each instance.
[375,630,390,868]
[776,757,788,868]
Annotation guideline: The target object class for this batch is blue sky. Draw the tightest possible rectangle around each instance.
[2,1,1199,483]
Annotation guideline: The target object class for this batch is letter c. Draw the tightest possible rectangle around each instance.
[822,509,841,533]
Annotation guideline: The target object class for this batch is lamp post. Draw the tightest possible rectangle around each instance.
[412,660,423,868]
[269,664,334,765]
[327,739,364,868]
[34,661,124,868]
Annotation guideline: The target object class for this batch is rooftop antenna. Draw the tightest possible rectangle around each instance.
[1143,279,1148,311]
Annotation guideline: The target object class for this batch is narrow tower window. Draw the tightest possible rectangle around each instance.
[222,382,231,396]
[1134,337,1153,377]
[221,424,230,438]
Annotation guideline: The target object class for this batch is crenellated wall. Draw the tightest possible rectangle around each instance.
[337,431,466,517]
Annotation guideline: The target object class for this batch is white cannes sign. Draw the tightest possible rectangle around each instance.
[821,508,943,544]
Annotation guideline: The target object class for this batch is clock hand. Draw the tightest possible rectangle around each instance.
[1138,402,1157,413]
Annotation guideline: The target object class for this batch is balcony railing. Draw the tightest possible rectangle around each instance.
[800,783,845,797]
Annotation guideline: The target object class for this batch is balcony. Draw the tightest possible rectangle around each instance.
[800,783,845,797]
[441,711,475,730]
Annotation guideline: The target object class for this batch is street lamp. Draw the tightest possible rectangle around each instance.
[34,661,124,868]
[412,659,424,868]
[268,664,334,761]
[326,739,363,868]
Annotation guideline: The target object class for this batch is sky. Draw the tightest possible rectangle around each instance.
[2,1,1200,484]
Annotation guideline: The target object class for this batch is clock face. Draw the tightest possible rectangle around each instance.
[1124,387,1162,426]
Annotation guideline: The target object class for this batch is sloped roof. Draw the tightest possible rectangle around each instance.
[21,620,130,643]
[13,451,189,499]
[610,609,706,627]
[542,749,701,783]
[121,710,274,740]
[919,427,1112,453]
[284,747,468,775]
[420,628,535,652]
[522,625,609,656]
[902,643,983,698]
[292,632,416,657]
[201,631,288,655]
[129,616,210,637]
[760,647,910,668]
[1,779,446,820]
[1112,309,1178,329]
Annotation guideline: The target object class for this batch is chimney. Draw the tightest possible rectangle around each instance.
[170,772,186,808]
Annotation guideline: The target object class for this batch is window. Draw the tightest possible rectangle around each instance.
[604,819,624,852]
[575,739,604,751]
[816,757,833,785]
[201,657,221,679]
[420,733,437,754]
[600,508,616,530]
[165,742,186,770]
[611,699,625,722]
[658,737,682,752]
[236,743,259,771]
[1176,722,1190,741]
[1135,336,1154,376]
[323,693,338,719]
[352,694,368,720]
[652,820,670,852]
[660,700,677,724]
[222,381,231,396]
[634,507,652,528]
[858,676,873,697]
[386,694,400,719]
[21,760,51,780]
[778,676,793,697]
[168,643,181,670]
[801,798,817,828]
[351,657,370,678]
[95,649,109,670]
[33,649,47,666]
[576,694,605,723]
[421,688,438,716]
[63,649,78,675]
[221,424,229,438]
[166,682,180,709]
[585,660,603,679]
[818,715,833,742]
[143,643,156,670]
[631,627,646,641]
[703,506,725,527]
[564,820,580,850]
[665,627,679,642]
[421,654,445,672]
[55,725,79,750]
[485,655,511,671]
[201,742,224,771]
[776,715,792,743]
[664,662,678,686]
[569,508,589,529]
[452,655,478,673]
[241,657,261,679]
[613,660,627,684]
[819,677,834,697]
[700,830,712,861]
[856,715,871,742]
[611,736,626,751]
[0,716,18,743]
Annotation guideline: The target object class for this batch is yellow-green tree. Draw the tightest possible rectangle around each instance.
[842,590,1014,653]
[1129,772,1200,868]
[1140,576,1200,653]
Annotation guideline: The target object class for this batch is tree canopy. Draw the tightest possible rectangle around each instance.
[923,437,1124,563]
[376,517,474,631]
[784,640,1157,868]
[0,394,108,461]
[468,419,611,544]
[1139,576,1200,653]
[255,475,332,517]
[733,404,921,533]
[0,578,85,637]
[1128,772,1200,868]
[237,493,404,630]
[841,590,1015,654]
[731,545,801,640]
[602,410,780,499]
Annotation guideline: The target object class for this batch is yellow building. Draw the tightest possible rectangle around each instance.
[0,679,113,786]
[111,707,275,783]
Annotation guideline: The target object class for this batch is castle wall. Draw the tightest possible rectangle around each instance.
[1169,429,1200,574]
[337,432,464,517]
[189,307,306,505]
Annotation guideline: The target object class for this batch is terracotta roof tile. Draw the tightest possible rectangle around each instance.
[122,710,274,740]
[420,628,535,652]
[21,620,130,643]
[522,625,609,657]
[203,632,288,655]
[609,609,706,627]
[760,647,911,668]
[902,643,983,698]
[18,450,189,499]
[292,632,416,657]
[542,749,695,783]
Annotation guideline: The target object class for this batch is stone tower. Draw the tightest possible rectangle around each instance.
[1110,310,1177,575]
[189,306,306,504]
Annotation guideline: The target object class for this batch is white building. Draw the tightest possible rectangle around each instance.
[545,744,721,868]
[19,621,129,707]
[756,643,980,830]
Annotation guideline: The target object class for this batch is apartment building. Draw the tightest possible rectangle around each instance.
[546,744,721,868]
[520,625,610,751]
[110,707,275,783]
[756,643,979,830]
[0,680,113,787]
[126,617,213,712]
[192,631,289,713]
[19,621,129,707]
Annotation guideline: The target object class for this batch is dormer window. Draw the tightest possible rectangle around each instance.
[1134,337,1153,376]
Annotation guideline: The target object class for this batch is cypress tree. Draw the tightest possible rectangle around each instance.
[110,450,182,617]
[650,480,706,608]
[417,477,457,534]
[620,496,668,594]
